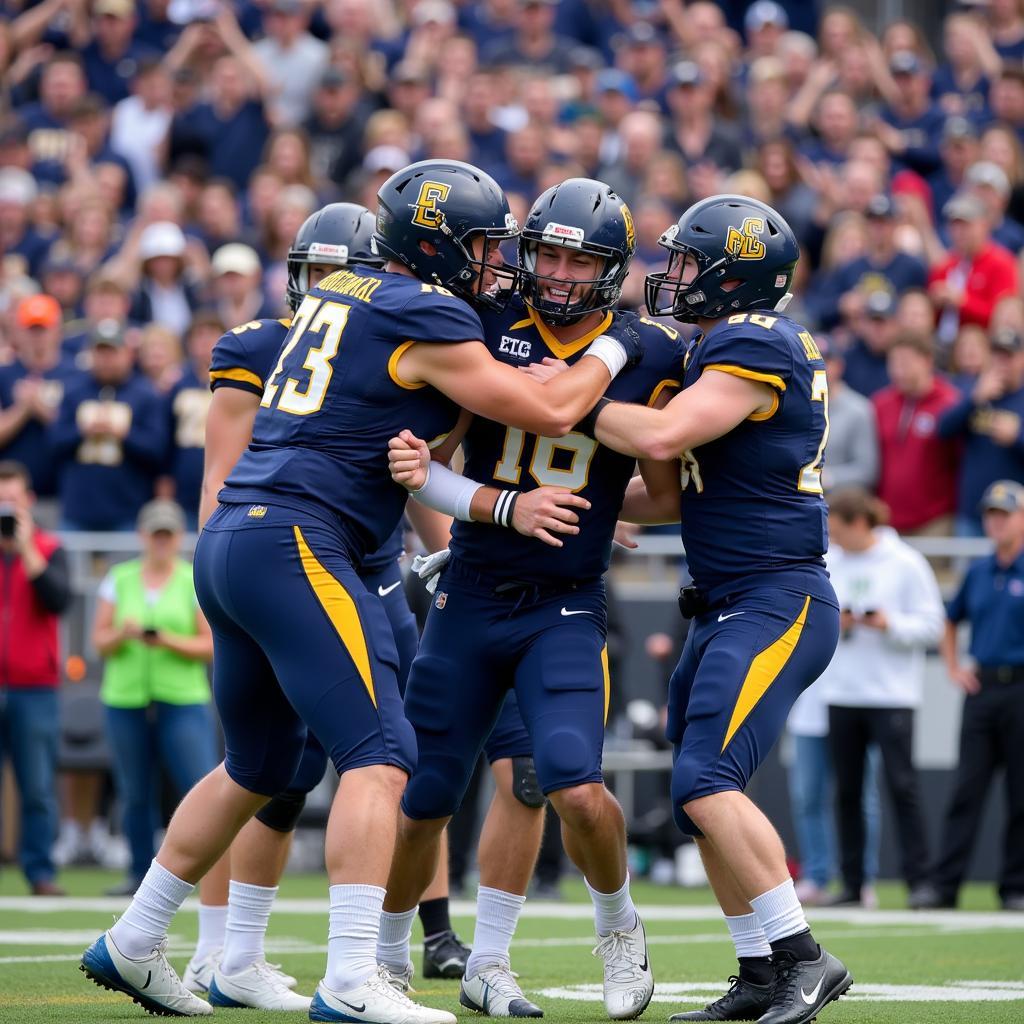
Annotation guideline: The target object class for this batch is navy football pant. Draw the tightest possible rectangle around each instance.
[402,557,608,820]
[667,586,840,836]
[194,502,416,796]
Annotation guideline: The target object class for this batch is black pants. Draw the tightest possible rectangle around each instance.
[828,704,930,891]
[933,683,1024,901]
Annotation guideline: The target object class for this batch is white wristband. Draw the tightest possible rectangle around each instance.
[584,334,628,379]
[411,461,482,521]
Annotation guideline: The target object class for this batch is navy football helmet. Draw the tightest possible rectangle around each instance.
[644,195,799,323]
[374,159,519,309]
[286,202,383,311]
[519,178,636,326]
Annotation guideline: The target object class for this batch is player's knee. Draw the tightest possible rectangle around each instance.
[548,781,606,831]
[225,744,304,798]
[255,791,307,833]
[511,756,545,809]
[671,753,714,834]
[402,765,464,820]
[533,727,597,794]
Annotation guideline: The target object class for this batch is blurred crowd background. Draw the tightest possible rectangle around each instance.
[2,0,1024,907]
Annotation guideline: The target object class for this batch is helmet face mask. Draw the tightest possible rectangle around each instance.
[374,159,520,310]
[518,178,636,327]
[287,203,383,311]
[644,195,799,324]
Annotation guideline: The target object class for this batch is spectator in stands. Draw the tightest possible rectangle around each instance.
[979,124,1024,227]
[821,487,945,909]
[110,57,173,193]
[874,332,961,534]
[137,323,183,396]
[162,312,221,529]
[303,68,371,189]
[598,110,663,208]
[930,192,1019,348]
[0,166,50,279]
[127,220,202,336]
[988,65,1024,139]
[19,53,88,186]
[53,320,166,531]
[949,323,992,395]
[92,498,215,895]
[38,250,87,322]
[800,90,861,167]
[0,459,73,895]
[939,328,1024,535]
[0,295,75,501]
[929,116,980,217]
[843,289,899,398]
[208,243,270,327]
[63,273,136,357]
[827,193,927,330]
[252,0,329,128]
[665,59,743,174]
[819,334,879,493]
[963,160,1024,253]
[874,50,944,176]
[480,0,576,75]
[988,0,1024,61]
[919,480,1024,912]
[933,12,1000,121]
[81,0,158,106]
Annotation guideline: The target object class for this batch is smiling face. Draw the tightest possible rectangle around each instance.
[531,242,604,306]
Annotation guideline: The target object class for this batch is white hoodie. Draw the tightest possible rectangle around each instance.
[815,527,945,710]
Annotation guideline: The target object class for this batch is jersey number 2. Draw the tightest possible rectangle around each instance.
[797,369,830,494]
[494,428,597,492]
[261,296,351,416]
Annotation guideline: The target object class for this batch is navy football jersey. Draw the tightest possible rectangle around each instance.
[222,266,473,560]
[209,311,407,568]
[450,299,686,583]
[679,311,832,598]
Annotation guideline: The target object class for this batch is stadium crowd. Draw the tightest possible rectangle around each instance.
[1,0,1023,917]
[2,0,1024,531]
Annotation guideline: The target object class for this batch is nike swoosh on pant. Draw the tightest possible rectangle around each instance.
[800,977,825,1005]
[560,608,590,616]
[378,581,401,597]
[718,611,745,621]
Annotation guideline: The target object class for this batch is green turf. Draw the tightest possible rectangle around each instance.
[1,869,1022,1023]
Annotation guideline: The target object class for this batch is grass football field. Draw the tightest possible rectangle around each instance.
[1,869,1022,1023]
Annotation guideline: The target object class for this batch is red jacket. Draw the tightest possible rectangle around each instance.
[928,241,1018,328]
[0,530,62,688]
[873,377,962,532]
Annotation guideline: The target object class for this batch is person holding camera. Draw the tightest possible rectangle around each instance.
[0,460,73,895]
[819,488,945,908]
[91,499,216,896]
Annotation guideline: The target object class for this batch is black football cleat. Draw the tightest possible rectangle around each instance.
[423,929,471,979]
[757,948,851,1024]
[669,975,774,1020]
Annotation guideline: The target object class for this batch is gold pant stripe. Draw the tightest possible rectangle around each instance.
[601,644,611,726]
[721,595,811,753]
[293,526,377,708]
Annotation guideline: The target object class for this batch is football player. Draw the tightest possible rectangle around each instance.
[583,196,854,1024]
[383,178,686,1020]
[184,203,558,1010]
[80,159,642,1022]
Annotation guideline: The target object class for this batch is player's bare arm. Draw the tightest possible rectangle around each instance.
[594,369,774,462]
[199,386,259,529]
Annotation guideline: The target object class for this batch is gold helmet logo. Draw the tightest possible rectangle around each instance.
[411,181,452,229]
[725,217,767,260]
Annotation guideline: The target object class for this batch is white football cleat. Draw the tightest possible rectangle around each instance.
[208,960,312,1011]
[459,964,543,1017]
[182,949,220,994]
[592,916,654,1020]
[381,961,415,994]
[310,965,456,1024]
[80,931,213,1016]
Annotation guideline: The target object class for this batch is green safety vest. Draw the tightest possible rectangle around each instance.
[100,558,210,709]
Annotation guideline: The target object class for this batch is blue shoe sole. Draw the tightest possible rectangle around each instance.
[207,976,247,1008]
[80,936,194,1018]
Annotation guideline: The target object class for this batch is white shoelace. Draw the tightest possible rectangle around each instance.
[592,931,646,983]
[369,965,422,1007]
[247,960,293,992]
[472,964,526,999]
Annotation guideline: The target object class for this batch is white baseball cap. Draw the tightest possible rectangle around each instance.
[139,221,187,261]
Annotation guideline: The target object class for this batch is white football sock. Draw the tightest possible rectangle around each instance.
[586,875,637,936]
[725,912,772,959]
[326,884,384,992]
[109,861,193,959]
[749,879,809,943]
[465,886,525,978]
[221,881,277,975]
[193,903,227,963]
[376,907,417,973]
